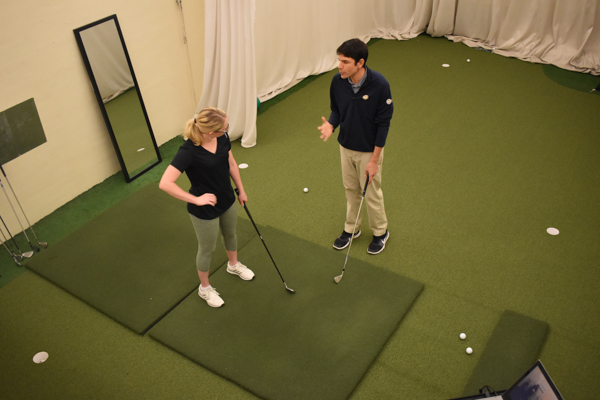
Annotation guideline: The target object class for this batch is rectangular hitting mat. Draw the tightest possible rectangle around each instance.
[462,310,549,396]
[25,184,256,334]
[148,225,424,400]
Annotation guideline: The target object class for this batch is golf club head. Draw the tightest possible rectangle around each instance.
[284,284,295,293]
[12,257,22,266]
[38,241,48,249]
[334,274,343,284]
[31,245,41,253]
[21,251,34,258]
[14,253,24,262]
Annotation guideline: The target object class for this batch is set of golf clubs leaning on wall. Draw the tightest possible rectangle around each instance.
[235,179,369,294]
[0,166,48,269]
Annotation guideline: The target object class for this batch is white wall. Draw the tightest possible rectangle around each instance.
[0,0,205,233]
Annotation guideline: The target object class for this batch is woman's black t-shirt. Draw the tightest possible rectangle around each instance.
[170,136,235,220]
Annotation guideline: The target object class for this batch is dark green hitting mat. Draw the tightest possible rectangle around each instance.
[149,226,424,400]
[462,310,549,396]
[25,184,256,334]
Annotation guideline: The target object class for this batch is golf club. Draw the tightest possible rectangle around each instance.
[0,177,40,252]
[1,225,24,265]
[234,188,295,293]
[0,213,34,258]
[0,166,47,249]
[334,179,369,284]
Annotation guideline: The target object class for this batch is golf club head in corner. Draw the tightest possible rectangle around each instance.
[334,274,343,284]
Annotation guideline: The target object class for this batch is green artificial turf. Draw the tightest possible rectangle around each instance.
[25,184,256,333]
[1,34,599,399]
[542,64,600,94]
[0,136,182,288]
[149,225,423,400]
[0,271,257,400]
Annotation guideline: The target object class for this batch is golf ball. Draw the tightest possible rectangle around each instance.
[460,333,466,340]
[466,347,473,354]
[303,188,308,193]
[467,59,470,62]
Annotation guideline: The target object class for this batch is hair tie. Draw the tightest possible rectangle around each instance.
[194,118,197,124]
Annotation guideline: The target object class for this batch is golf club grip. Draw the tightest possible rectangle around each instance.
[362,179,369,197]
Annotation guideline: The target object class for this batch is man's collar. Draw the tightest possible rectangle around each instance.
[348,67,368,87]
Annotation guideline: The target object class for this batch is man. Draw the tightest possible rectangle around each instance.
[318,38,393,255]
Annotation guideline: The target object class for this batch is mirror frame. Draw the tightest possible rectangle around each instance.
[74,15,161,183]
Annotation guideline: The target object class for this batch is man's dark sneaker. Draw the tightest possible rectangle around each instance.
[367,230,389,255]
[333,230,361,250]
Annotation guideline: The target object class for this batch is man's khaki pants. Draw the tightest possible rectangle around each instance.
[340,145,388,237]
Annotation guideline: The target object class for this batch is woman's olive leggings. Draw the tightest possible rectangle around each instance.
[189,202,237,272]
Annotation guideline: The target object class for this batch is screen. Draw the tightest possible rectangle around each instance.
[507,366,560,400]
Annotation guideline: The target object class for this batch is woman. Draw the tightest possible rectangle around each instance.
[159,107,253,308]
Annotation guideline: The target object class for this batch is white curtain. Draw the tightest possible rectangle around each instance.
[448,0,600,75]
[197,0,599,146]
[254,0,434,101]
[197,0,258,147]
[426,0,457,37]
[79,20,134,102]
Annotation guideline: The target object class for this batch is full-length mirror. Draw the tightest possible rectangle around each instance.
[74,15,161,182]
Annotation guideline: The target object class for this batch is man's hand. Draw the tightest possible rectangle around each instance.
[365,161,378,184]
[318,117,334,141]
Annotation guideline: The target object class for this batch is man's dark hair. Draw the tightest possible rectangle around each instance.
[337,38,369,66]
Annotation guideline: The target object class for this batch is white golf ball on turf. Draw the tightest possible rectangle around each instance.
[303,188,308,193]
[460,333,466,340]
[467,59,470,62]
[466,347,473,354]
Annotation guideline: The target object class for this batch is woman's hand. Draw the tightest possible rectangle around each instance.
[195,193,217,206]
[237,189,248,206]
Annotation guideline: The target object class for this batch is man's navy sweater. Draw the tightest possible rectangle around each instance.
[328,66,393,152]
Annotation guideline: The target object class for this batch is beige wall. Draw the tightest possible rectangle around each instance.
[0,0,205,233]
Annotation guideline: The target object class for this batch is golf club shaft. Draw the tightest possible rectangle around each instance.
[0,178,38,250]
[244,205,286,283]
[336,179,369,282]
[0,213,23,253]
[234,189,291,288]
[0,166,44,244]
[1,240,23,265]
[0,224,23,262]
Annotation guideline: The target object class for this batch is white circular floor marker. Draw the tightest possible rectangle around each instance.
[442,64,450,67]
[33,352,49,364]
[239,163,248,169]
[547,227,559,235]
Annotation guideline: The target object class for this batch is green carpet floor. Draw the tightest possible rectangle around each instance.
[149,226,423,400]
[24,184,256,333]
[1,34,599,399]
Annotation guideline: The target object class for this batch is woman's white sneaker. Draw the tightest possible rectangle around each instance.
[227,262,255,281]
[198,285,224,307]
